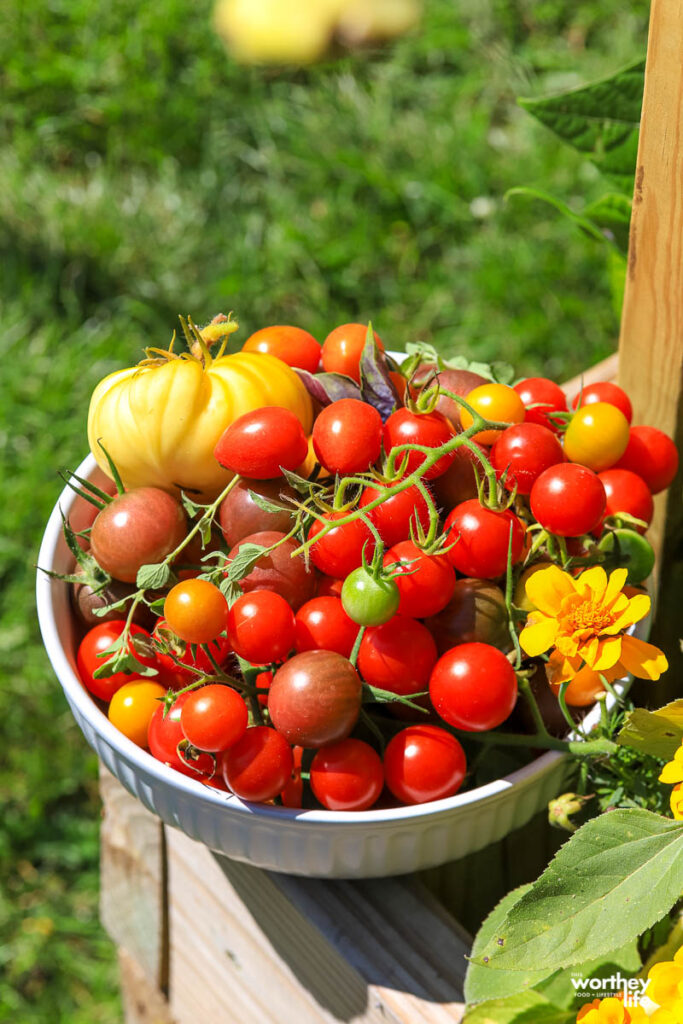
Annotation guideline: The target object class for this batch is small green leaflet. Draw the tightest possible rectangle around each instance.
[226,543,267,583]
[136,562,175,590]
[91,631,159,679]
[583,194,632,254]
[617,699,683,761]
[518,59,645,190]
[473,808,683,973]
[247,490,291,515]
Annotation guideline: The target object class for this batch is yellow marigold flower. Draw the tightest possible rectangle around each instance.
[519,565,668,685]
[660,745,683,785]
[576,996,631,1023]
[648,960,683,1008]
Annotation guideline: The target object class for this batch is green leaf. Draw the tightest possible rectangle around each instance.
[583,193,632,254]
[226,543,267,582]
[136,562,174,590]
[617,700,683,761]
[506,187,616,248]
[518,60,645,190]
[248,490,291,515]
[607,249,627,319]
[464,990,573,1024]
[180,491,206,517]
[465,886,553,1003]
[474,808,683,973]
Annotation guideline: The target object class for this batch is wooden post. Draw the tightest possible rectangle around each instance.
[617,0,683,697]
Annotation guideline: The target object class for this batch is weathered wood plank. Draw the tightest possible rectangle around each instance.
[617,0,683,700]
[100,767,168,991]
[562,352,619,402]
[165,826,467,1024]
[118,949,176,1024]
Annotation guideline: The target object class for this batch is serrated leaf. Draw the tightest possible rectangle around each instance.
[465,885,553,1003]
[404,340,442,367]
[359,324,400,421]
[294,369,362,405]
[617,700,683,760]
[181,491,205,517]
[226,543,267,582]
[219,575,242,606]
[490,362,516,386]
[248,490,291,515]
[281,466,322,496]
[518,60,645,189]
[464,990,573,1024]
[136,562,174,590]
[475,808,683,973]
[146,596,167,614]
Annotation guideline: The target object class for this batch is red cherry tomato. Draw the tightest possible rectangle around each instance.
[530,464,606,537]
[77,621,160,702]
[148,692,215,777]
[490,423,564,495]
[383,540,456,618]
[90,487,187,583]
[310,739,384,811]
[513,377,567,432]
[164,579,229,644]
[220,726,293,803]
[227,590,296,663]
[308,512,375,578]
[615,425,679,494]
[596,469,654,535]
[321,323,384,382]
[444,501,524,579]
[180,685,248,753]
[152,618,232,688]
[316,576,344,598]
[383,725,466,805]
[254,668,273,707]
[358,615,437,696]
[214,407,308,479]
[572,381,632,423]
[280,745,304,807]
[429,642,518,731]
[383,408,456,479]
[312,399,382,475]
[242,325,321,374]
[358,483,432,548]
[294,597,359,658]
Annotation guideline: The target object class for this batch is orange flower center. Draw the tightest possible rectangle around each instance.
[564,599,614,634]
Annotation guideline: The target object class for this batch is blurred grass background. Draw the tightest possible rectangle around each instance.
[1,0,649,1018]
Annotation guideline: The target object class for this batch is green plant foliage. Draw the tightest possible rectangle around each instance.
[519,60,645,189]
[473,809,683,973]
[618,700,683,761]
[464,990,574,1024]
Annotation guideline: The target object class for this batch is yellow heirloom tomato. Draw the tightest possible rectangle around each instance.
[87,323,313,501]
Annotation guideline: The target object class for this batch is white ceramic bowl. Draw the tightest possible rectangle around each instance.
[39,453,612,879]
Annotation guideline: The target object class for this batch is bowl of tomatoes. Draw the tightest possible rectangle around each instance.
[37,319,676,878]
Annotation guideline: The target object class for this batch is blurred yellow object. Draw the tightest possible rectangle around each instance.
[338,0,421,44]
[214,0,339,64]
[213,0,422,63]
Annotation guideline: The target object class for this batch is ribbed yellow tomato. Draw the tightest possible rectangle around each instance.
[88,348,313,500]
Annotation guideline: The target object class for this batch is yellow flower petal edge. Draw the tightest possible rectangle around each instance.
[525,564,578,616]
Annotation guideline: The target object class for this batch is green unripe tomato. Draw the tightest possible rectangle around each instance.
[598,528,655,585]
[341,568,400,627]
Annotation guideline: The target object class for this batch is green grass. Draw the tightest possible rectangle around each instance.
[0,0,648,1018]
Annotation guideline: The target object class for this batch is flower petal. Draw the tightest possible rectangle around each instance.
[577,565,607,599]
[591,636,623,672]
[519,614,559,656]
[618,634,669,680]
[525,564,577,616]
[546,650,583,685]
[659,761,683,784]
[604,567,629,605]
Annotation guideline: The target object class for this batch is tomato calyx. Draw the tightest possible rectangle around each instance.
[176,738,217,780]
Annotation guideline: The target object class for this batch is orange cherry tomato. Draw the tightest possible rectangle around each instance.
[108,680,167,747]
[242,325,321,374]
[164,579,229,644]
[459,383,525,444]
[321,323,384,382]
[563,402,629,472]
